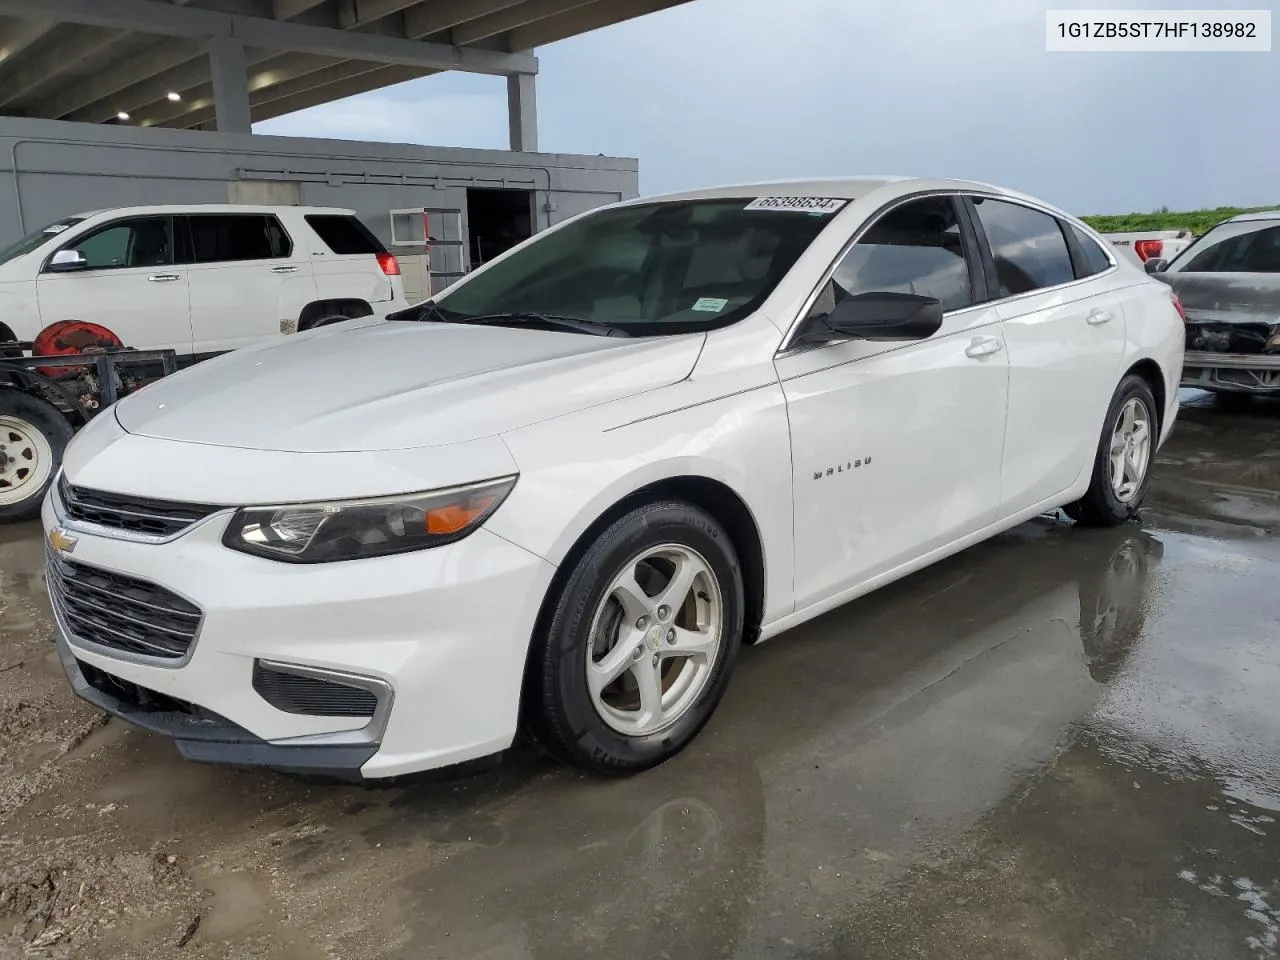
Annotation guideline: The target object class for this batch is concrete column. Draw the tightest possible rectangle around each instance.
[207,36,252,134]
[507,73,538,153]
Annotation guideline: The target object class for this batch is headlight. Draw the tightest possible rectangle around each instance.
[222,476,517,563]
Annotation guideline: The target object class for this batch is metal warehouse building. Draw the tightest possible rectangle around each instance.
[0,0,688,297]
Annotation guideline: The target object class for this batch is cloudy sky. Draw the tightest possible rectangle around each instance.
[257,0,1277,216]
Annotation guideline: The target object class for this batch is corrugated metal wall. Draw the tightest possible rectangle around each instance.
[0,117,639,252]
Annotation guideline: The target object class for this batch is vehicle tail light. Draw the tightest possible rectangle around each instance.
[376,252,400,276]
[1134,239,1164,261]
[1171,292,1187,322]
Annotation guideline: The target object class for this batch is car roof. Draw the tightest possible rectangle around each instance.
[67,204,356,219]
[616,176,1074,217]
[1225,210,1280,224]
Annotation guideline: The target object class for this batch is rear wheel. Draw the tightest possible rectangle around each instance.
[0,391,73,522]
[522,501,745,775]
[1065,375,1157,527]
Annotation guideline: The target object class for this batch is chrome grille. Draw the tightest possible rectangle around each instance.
[47,550,203,660]
[58,475,220,538]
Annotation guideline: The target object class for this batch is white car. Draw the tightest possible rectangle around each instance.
[42,177,1185,781]
[1102,229,1194,267]
[0,204,409,360]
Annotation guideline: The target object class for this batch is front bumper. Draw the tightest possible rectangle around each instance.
[1180,350,1280,393]
[43,490,557,780]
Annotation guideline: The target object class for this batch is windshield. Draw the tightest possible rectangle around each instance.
[0,217,85,267]
[1166,217,1280,274]
[431,198,844,335]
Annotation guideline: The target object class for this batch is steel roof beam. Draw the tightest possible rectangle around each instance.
[0,17,57,66]
[508,0,684,50]
[0,24,127,107]
[451,0,598,46]
[0,0,537,75]
[403,0,529,40]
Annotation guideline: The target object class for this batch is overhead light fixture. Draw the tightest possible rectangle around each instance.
[115,111,130,120]
[167,91,181,102]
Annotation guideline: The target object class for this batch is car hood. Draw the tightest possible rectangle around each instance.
[113,321,705,452]
[1158,272,1280,325]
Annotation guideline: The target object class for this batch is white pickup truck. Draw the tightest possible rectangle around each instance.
[1102,230,1194,267]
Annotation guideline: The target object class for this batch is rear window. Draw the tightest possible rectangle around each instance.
[305,214,386,255]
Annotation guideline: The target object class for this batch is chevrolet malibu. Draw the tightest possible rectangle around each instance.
[42,178,1186,781]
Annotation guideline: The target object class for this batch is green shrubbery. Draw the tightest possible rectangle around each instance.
[1081,205,1280,237]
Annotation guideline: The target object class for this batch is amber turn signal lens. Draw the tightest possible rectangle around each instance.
[425,495,499,535]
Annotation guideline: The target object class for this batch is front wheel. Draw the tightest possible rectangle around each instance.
[0,391,73,522]
[522,501,745,775]
[1065,374,1158,527]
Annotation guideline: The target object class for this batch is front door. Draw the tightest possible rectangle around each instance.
[35,215,193,356]
[777,195,1009,610]
[965,196,1128,516]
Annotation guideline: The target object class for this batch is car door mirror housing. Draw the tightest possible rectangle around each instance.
[798,292,944,345]
[1143,257,1169,274]
[47,249,87,273]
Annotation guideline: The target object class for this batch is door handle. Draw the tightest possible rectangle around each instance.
[1086,309,1115,325]
[271,265,299,274]
[148,274,180,282]
[965,336,1004,359]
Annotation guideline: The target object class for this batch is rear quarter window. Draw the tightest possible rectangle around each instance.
[305,215,386,255]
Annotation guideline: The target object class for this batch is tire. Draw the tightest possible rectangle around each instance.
[1065,374,1158,528]
[522,500,745,775]
[0,390,73,522]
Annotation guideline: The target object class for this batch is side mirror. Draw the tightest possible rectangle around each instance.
[1144,257,1168,274]
[47,249,87,273]
[799,292,943,345]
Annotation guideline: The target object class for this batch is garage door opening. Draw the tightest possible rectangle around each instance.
[466,188,534,269]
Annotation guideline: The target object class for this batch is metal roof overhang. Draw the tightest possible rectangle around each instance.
[0,0,690,130]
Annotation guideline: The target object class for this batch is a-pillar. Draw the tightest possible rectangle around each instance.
[507,73,538,153]
[207,36,252,134]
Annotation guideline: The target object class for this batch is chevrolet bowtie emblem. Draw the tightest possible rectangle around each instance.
[48,527,77,553]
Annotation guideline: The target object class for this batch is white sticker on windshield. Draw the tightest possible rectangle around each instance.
[692,297,728,313]
[744,196,845,215]
[43,224,70,234]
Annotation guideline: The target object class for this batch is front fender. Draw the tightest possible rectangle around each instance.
[0,285,41,339]
[488,379,797,626]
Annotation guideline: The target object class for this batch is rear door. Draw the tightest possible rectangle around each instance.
[966,196,1127,518]
[184,213,318,357]
[302,213,401,306]
[35,215,193,356]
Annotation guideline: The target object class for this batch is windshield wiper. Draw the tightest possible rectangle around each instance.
[386,301,449,323]
[450,312,631,338]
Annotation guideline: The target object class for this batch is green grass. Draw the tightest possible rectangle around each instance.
[1081,205,1280,236]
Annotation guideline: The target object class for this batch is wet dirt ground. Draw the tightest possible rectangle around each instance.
[2,391,1279,960]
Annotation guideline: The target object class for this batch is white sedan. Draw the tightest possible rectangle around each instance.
[41,177,1185,781]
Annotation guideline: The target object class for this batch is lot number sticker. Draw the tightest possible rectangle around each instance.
[693,297,729,312]
[745,196,845,214]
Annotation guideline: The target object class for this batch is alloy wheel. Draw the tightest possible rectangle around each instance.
[586,543,724,737]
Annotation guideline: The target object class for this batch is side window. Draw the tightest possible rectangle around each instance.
[972,198,1075,297]
[304,214,385,255]
[188,215,292,264]
[812,196,973,317]
[1070,224,1114,278]
[61,218,173,271]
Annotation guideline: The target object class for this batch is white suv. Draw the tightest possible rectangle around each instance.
[0,205,409,361]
